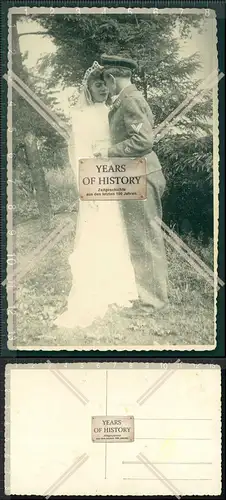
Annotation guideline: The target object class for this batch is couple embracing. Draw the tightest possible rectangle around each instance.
[54,54,168,331]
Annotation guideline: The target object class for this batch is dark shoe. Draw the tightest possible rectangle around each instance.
[121,302,153,318]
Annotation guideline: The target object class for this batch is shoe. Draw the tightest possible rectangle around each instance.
[120,302,153,318]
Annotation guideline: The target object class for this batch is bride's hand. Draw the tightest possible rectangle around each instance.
[94,149,108,158]
[93,143,108,158]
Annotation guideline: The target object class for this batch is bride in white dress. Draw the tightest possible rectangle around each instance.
[54,62,138,329]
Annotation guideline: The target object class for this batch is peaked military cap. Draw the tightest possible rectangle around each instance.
[101,53,138,71]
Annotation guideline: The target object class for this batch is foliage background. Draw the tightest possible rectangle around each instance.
[15,13,215,244]
[11,13,216,347]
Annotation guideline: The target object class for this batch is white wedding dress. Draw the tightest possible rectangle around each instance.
[54,102,138,329]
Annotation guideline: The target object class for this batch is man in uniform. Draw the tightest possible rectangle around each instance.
[100,54,168,316]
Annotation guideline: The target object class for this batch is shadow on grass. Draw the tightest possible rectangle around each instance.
[12,214,215,349]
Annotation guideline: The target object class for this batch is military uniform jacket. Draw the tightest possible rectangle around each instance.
[108,84,162,174]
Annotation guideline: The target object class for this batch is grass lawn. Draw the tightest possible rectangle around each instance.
[11,211,215,349]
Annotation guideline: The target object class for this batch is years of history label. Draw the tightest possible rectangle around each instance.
[91,416,134,443]
[79,158,147,200]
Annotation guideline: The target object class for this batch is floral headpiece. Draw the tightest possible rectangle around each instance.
[82,61,104,86]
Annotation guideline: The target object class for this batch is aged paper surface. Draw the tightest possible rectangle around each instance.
[5,362,221,496]
[6,7,222,351]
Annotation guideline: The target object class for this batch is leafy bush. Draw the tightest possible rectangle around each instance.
[14,13,214,243]
[155,134,213,242]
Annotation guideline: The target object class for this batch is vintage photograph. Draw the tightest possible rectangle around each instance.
[5,362,221,496]
[7,7,220,350]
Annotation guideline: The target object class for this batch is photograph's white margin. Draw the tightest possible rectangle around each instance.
[6,6,220,352]
[213,14,220,353]
[7,8,15,348]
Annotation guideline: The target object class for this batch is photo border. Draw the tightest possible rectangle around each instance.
[1,357,225,498]
[0,0,225,356]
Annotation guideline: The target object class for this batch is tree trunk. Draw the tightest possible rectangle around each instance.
[12,17,52,228]
[24,135,52,226]
[139,67,148,100]
[143,75,148,100]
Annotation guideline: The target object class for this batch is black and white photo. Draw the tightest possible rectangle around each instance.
[6,6,221,350]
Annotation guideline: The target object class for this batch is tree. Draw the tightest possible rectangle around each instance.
[20,13,214,240]
[35,13,207,125]
[34,13,212,136]
[156,133,213,242]
[12,15,66,227]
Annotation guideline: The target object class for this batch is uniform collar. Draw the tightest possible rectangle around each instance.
[110,84,136,110]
